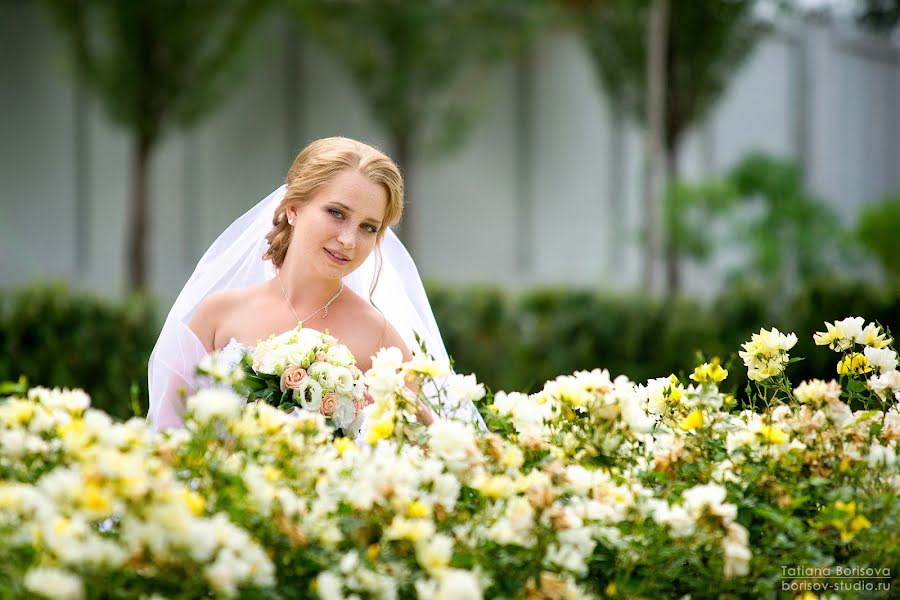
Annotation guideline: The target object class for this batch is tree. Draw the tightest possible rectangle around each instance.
[284,0,546,251]
[568,0,766,293]
[41,0,268,290]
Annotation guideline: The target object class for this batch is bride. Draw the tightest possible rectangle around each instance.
[148,137,479,431]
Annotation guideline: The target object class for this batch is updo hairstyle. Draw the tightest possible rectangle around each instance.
[263,137,404,268]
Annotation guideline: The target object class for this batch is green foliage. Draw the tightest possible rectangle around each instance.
[284,0,547,156]
[666,152,848,295]
[40,0,269,148]
[569,0,766,152]
[856,194,900,282]
[4,279,899,424]
[0,284,158,419]
[430,278,900,397]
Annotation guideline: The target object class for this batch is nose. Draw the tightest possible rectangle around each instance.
[337,224,357,250]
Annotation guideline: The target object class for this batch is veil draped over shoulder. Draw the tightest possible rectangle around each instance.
[147,185,484,430]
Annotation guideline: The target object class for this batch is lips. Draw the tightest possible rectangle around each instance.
[324,248,351,264]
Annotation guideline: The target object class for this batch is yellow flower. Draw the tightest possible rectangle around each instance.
[834,500,855,514]
[814,322,848,350]
[849,514,871,532]
[758,424,787,444]
[837,353,872,375]
[181,489,206,516]
[406,500,431,518]
[334,437,358,457]
[690,359,728,384]
[605,582,617,596]
[365,417,394,445]
[678,410,704,431]
[832,500,871,542]
[81,482,112,517]
[263,465,283,482]
[667,375,684,403]
[367,543,380,561]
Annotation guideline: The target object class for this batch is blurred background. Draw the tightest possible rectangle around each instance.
[1,0,899,417]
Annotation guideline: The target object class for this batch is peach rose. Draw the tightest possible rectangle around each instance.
[315,351,329,363]
[320,392,338,417]
[280,366,308,392]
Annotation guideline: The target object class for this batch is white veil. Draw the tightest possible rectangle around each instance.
[147,185,484,430]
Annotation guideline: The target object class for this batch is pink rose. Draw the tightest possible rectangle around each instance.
[280,366,308,392]
[315,351,329,363]
[320,392,338,416]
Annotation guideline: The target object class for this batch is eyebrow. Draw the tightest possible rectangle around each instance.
[332,202,383,226]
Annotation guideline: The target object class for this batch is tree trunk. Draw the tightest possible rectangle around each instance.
[391,129,414,254]
[127,139,152,291]
[642,0,669,293]
[664,142,681,294]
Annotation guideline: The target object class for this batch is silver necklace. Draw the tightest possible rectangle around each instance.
[276,271,344,324]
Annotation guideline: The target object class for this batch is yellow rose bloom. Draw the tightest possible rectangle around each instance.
[691,359,728,384]
[678,410,704,431]
[837,353,872,375]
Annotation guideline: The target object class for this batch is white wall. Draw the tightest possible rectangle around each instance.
[1,4,898,305]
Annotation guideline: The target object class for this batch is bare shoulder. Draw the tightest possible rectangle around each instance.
[381,317,412,361]
[339,291,412,364]
[188,288,251,351]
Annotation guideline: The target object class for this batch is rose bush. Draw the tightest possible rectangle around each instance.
[1,316,897,598]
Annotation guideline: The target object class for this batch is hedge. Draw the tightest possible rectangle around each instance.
[1,279,898,418]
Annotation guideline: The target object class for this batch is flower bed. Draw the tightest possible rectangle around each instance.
[1,317,897,599]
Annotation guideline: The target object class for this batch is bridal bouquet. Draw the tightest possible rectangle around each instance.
[231,326,367,437]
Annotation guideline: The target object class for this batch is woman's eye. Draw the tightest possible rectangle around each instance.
[363,224,378,234]
[328,208,343,219]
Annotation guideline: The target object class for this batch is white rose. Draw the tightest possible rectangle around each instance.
[864,346,898,374]
[436,569,482,600]
[24,567,84,600]
[186,389,243,425]
[332,397,357,430]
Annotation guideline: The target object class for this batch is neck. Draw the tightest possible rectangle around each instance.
[276,255,342,307]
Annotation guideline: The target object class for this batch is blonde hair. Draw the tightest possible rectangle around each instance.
[263,136,404,269]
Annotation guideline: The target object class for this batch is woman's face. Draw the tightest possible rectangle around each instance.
[285,168,388,280]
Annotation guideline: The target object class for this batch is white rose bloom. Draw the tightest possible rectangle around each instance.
[723,522,752,578]
[372,346,405,371]
[428,420,477,472]
[317,572,345,600]
[864,346,898,374]
[445,374,486,409]
[416,533,454,574]
[28,387,91,413]
[617,386,655,433]
[1,429,27,457]
[491,391,522,416]
[24,567,84,600]
[206,552,239,597]
[836,316,866,344]
[436,569,482,600]
[867,443,896,468]
[365,368,406,399]
[333,397,357,429]
[407,354,451,377]
[327,345,355,367]
[869,369,900,402]
[186,389,243,425]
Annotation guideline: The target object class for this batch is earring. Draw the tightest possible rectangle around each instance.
[288,218,294,226]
